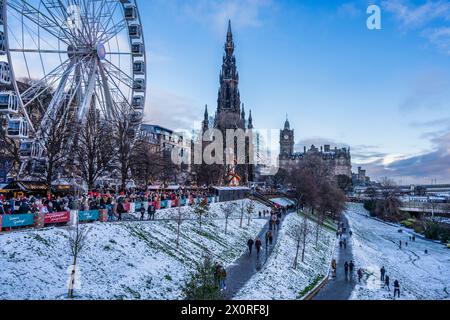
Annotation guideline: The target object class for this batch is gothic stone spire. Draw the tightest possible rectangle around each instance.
[217,20,241,115]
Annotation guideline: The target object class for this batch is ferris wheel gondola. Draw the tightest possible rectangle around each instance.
[0,0,147,177]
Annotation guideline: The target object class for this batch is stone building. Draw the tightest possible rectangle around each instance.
[279,118,352,178]
[201,21,255,185]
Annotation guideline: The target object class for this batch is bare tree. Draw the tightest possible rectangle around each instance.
[222,202,237,234]
[38,109,75,189]
[76,106,115,190]
[246,199,255,227]
[110,103,137,192]
[293,211,310,269]
[239,201,245,228]
[67,220,91,299]
[169,198,190,248]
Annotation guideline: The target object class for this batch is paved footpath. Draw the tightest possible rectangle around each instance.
[314,215,356,300]
[223,211,292,300]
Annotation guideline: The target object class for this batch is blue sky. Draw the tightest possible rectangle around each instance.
[139,0,450,184]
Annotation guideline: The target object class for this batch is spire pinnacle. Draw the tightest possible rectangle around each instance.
[248,109,254,129]
[204,104,209,119]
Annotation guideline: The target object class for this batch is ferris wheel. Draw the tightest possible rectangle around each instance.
[0,0,147,174]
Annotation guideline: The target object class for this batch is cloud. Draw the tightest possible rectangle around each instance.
[382,0,450,29]
[144,87,201,131]
[382,0,450,54]
[294,137,349,152]
[337,3,362,18]
[355,129,450,184]
[422,27,450,54]
[181,0,273,34]
[398,69,450,112]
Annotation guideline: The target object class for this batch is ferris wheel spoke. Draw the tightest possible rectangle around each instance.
[103,59,133,88]
[9,48,69,54]
[95,0,121,43]
[35,59,77,140]
[99,20,127,45]
[100,64,132,112]
[98,62,118,120]
[21,58,72,106]
[77,59,98,122]
[8,0,73,46]
[39,0,87,46]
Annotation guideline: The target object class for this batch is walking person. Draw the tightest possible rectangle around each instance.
[394,280,400,298]
[247,238,254,255]
[357,268,363,283]
[219,267,227,291]
[140,205,145,221]
[344,261,349,279]
[380,266,386,282]
[148,202,156,221]
[255,237,262,256]
[385,275,390,291]
[275,218,280,231]
[349,261,355,275]
[343,239,347,250]
[265,231,272,250]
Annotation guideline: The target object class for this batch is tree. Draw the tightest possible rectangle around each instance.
[337,174,352,192]
[246,199,255,227]
[76,106,115,190]
[169,198,189,248]
[293,211,309,269]
[182,255,223,300]
[239,201,245,228]
[194,199,210,230]
[67,220,90,298]
[38,107,75,190]
[111,103,137,192]
[222,202,236,235]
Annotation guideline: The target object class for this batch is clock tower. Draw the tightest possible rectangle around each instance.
[280,116,294,159]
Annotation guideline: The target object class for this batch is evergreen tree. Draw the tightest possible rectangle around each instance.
[182,256,223,300]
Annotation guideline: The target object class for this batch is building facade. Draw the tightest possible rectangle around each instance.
[279,118,352,178]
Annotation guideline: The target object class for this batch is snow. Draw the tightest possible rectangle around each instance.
[0,200,270,300]
[346,203,450,300]
[234,212,335,300]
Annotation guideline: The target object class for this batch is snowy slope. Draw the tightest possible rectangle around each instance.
[347,203,450,300]
[0,200,269,300]
[234,212,335,300]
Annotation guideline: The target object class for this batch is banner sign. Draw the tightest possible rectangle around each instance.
[1,214,34,228]
[44,212,70,225]
[78,210,100,222]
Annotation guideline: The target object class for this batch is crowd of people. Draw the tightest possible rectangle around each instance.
[0,189,216,228]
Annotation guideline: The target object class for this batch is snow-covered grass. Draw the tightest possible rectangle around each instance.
[0,200,269,300]
[347,203,450,300]
[234,211,335,300]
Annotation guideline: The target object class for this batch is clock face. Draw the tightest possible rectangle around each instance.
[284,135,289,140]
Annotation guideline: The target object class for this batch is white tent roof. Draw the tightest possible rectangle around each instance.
[270,198,295,207]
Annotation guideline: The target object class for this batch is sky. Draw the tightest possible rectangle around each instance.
[138,0,450,185]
